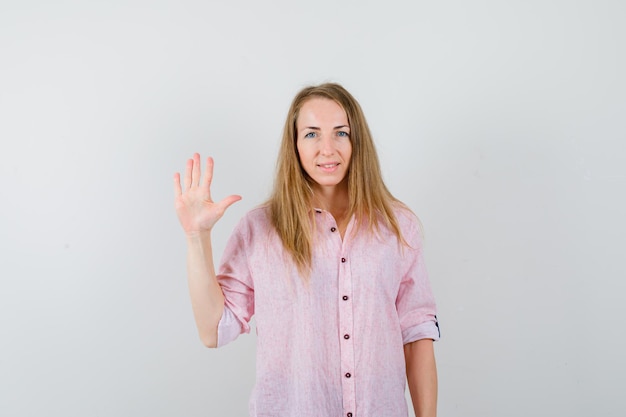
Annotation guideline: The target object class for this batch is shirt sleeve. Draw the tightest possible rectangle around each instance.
[396,215,440,344]
[215,218,255,348]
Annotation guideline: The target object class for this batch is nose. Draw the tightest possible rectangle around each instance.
[319,134,335,156]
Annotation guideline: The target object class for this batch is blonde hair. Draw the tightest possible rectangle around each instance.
[268,83,409,275]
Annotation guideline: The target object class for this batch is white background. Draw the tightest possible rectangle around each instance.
[1,1,625,416]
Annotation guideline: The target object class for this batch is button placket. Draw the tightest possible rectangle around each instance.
[338,250,356,415]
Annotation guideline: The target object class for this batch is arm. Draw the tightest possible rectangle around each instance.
[173,153,241,348]
[404,339,438,417]
[184,231,225,347]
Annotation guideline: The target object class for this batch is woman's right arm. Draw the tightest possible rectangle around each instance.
[173,153,241,348]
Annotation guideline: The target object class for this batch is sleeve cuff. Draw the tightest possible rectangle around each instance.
[402,319,441,345]
[217,305,244,348]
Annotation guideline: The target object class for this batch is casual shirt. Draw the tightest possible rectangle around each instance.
[216,205,439,417]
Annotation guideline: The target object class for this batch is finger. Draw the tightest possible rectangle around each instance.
[183,158,193,190]
[173,172,182,197]
[203,156,214,190]
[192,153,201,187]
[217,194,242,213]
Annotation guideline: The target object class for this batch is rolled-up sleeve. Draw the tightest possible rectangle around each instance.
[217,305,244,347]
[215,219,255,347]
[396,219,440,345]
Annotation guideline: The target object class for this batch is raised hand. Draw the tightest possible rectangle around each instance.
[173,153,241,236]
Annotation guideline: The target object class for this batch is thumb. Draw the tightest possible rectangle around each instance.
[217,195,242,212]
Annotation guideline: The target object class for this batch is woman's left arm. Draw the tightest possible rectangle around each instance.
[404,338,438,417]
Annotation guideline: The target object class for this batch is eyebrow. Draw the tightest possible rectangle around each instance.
[302,125,350,130]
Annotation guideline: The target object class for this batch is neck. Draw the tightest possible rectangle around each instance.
[312,184,350,221]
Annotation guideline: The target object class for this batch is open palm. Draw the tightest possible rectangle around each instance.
[173,153,241,235]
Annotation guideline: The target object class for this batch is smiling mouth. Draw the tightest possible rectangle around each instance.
[318,163,339,168]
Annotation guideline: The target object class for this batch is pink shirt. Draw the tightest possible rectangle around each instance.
[216,205,439,417]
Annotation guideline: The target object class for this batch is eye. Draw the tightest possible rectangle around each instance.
[337,131,350,137]
[304,131,317,139]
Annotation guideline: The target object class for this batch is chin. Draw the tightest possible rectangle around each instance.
[312,177,348,189]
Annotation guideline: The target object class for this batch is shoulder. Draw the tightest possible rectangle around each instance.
[388,201,424,248]
[390,201,421,230]
[233,204,273,236]
[241,204,271,223]
[227,205,282,257]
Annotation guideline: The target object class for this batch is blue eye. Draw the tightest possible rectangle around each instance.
[304,132,317,139]
[337,131,349,137]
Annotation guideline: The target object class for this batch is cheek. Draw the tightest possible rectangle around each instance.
[295,142,302,156]
[295,144,310,174]
[296,141,312,162]
[343,142,353,161]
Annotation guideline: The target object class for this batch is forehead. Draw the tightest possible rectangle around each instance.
[296,97,348,128]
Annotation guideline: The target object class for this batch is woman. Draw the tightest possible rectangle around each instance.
[174,83,439,417]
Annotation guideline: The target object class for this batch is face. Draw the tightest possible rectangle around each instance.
[296,98,352,194]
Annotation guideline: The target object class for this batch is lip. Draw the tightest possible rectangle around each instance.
[317,162,340,173]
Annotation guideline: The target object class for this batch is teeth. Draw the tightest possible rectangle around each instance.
[320,164,337,168]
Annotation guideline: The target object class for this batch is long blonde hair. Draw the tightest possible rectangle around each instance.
[268,83,409,275]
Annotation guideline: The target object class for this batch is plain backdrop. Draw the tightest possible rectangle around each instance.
[1,1,625,416]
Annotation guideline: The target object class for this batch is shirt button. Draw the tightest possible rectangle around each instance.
[342,295,348,301]
[341,257,346,263]
[344,334,350,339]
[330,227,337,232]
[347,414,353,417]
[345,372,351,378]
